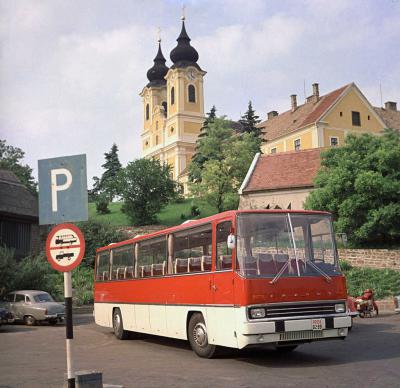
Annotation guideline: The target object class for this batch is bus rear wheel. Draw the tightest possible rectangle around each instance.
[188,313,217,358]
[113,308,128,340]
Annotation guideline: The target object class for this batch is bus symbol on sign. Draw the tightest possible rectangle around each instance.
[46,224,85,272]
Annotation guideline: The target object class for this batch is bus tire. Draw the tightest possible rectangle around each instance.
[275,344,298,352]
[113,308,128,340]
[188,313,217,358]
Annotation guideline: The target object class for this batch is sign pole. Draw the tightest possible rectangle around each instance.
[64,271,75,388]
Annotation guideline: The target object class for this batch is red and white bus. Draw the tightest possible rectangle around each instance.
[94,210,351,357]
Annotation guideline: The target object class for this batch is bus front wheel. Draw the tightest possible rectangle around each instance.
[113,308,128,340]
[188,313,217,358]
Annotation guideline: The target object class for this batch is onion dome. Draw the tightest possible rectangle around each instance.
[146,41,169,87]
[170,20,201,70]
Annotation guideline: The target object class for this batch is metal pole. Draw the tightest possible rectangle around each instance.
[64,271,75,388]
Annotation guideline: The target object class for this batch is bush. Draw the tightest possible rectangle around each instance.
[72,265,94,305]
[95,195,110,214]
[190,205,200,217]
[0,245,17,296]
[341,261,400,299]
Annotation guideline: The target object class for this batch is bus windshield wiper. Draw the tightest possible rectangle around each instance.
[305,259,332,283]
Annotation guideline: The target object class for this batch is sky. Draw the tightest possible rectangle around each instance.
[1,0,399,186]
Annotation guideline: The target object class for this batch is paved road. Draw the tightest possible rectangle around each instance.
[1,314,400,388]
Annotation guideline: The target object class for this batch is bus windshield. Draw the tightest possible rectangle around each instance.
[236,213,341,279]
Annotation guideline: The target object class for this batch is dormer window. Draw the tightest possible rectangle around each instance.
[188,85,196,103]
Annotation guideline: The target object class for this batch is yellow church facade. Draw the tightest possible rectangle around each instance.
[259,82,387,155]
[140,19,205,194]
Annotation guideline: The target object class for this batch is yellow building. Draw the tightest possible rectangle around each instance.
[259,82,391,154]
[140,19,205,194]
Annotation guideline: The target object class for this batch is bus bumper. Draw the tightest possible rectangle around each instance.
[237,316,352,349]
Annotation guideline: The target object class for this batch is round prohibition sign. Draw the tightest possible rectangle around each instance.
[46,223,85,272]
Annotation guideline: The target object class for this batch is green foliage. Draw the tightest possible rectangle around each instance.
[76,220,128,266]
[72,266,94,306]
[95,194,110,214]
[305,129,400,247]
[238,101,262,148]
[341,261,400,299]
[0,139,37,195]
[91,143,122,201]
[0,245,17,296]
[189,105,217,183]
[119,158,178,225]
[190,118,259,212]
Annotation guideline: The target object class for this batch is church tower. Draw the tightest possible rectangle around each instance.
[140,17,206,194]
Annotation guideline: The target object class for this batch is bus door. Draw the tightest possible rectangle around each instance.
[208,219,237,347]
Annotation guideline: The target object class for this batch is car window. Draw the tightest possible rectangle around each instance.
[33,293,53,303]
[25,295,31,303]
[15,294,25,303]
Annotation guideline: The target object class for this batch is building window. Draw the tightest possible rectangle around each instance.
[145,104,149,120]
[294,139,301,151]
[171,87,175,105]
[156,121,158,130]
[330,137,339,147]
[170,127,174,133]
[270,148,277,154]
[340,111,343,117]
[156,135,159,145]
[162,101,167,116]
[188,85,196,103]
[368,115,370,120]
[352,111,361,126]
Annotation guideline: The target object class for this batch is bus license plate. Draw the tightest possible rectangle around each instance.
[312,318,323,331]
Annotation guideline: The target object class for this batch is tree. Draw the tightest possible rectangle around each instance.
[0,139,37,194]
[238,101,261,138]
[304,129,400,247]
[189,105,217,183]
[119,158,178,225]
[100,143,122,201]
[190,118,259,212]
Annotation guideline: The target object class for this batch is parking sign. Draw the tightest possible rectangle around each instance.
[38,154,88,225]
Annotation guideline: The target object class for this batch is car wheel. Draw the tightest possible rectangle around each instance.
[25,315,36,326]
[49,319,58,326]
[188,313,217,358]
[113,308,128,340]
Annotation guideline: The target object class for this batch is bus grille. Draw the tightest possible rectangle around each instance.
[280,330,323,341]
[265,302,338,319]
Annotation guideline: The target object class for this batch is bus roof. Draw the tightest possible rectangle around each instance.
[96,209,331,253]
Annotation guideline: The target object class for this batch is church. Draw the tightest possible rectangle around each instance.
[140,17,205,194]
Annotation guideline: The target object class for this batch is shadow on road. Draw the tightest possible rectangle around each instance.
[0,325,35,333]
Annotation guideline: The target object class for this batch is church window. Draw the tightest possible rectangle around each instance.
[330,137,339,147]
[171,87,175,105]
[294,139,301,151]
[352,111,361,126]
[170,127,174,133]
[156,135,159,145]
[340,111,343,117]
[270,147,277,154]
[156,121,158,130]
[367,115,370,120]
[162,101,167,116]
[145,104,149,120]
[188,85,196,103]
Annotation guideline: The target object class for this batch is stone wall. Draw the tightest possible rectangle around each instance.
[338,249,400,271]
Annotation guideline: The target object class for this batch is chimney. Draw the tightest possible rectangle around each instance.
[384,101,397,111]
[267,110,279,120]
[312,83,320,100]
[290,94,297,112]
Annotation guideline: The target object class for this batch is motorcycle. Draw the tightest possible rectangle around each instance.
[354,289,379,318]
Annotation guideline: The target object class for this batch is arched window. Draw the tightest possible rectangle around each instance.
[188,85,196,103]
[171,87,175,105]
[162,101,167,116]
[145,104,149,120]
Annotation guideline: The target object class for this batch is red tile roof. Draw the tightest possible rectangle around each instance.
[242,148,322,193]
[258,84,350,142]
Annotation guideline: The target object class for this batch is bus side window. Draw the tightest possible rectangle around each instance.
[137,236,167,277]
[111,245,135,280]
[216,221,233,271]
[96,252,110,281]
[174,224,212,274]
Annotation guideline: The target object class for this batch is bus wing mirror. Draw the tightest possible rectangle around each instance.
[227,234,236,249]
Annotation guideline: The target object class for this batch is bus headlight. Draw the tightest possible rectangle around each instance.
[335,303,346,313]
[250,308,266,319]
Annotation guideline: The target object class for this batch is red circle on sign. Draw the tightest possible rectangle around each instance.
[46,223,85,272]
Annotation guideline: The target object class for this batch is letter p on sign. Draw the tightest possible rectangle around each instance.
[38,154,88,225]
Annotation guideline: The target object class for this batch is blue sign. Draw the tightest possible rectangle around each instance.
[38,154,88,225]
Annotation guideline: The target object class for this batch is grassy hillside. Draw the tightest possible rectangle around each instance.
[89,199,217,227]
